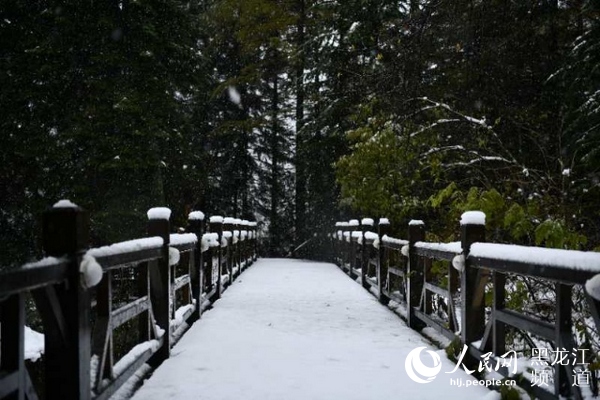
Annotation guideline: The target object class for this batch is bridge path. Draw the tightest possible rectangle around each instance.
[130,259,495,400]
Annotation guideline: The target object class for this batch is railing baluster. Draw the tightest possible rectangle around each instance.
[378,219,390,305]
[188,212,205,321]
[407,221,425,331]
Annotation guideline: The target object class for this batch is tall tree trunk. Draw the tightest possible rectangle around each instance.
[270,72,280,255]
[294,0,307,247]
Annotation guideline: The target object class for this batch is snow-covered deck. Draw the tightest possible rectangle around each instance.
[130,259,495,400]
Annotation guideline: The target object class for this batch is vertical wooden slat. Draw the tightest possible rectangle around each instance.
[378,219,390,305]
[188,214,204,321]
[491,271,506,354]
[407,222,425,330]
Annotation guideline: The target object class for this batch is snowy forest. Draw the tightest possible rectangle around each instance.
[1,0,599,267]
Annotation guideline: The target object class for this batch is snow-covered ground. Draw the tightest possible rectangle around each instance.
[130,259,495,400]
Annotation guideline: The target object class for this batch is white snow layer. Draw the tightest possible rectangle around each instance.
[209,216,224,224]
[361,218,374,226]
[169,248,180,266]
[131,259,491,400]
[79,254,103,289]
[223,217,236,224]
[147,207,171,220]
[460,211,486,225]
[169,233,197,246]
[53,199,79,208]
[25,326,45,362]
[188,211,205,221]
[409,220,425,226]
[415,241,462,254]
[379,218,390,225]
[348,219,360,226]
[585,275,600,301]
[470,243,600,272]
[87,237,163,258]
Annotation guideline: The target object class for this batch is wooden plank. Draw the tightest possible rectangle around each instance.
[95,248,163,271]
[0,261,69,297]
[93,346,156,400]
[388,266,404,277]
[111,296,150,329]
[170,242,196,253]
[0,371,19,398]
[414,247,456,261]
[173,275,191,291]
[366,276,378,288]
[423,282,449,298]
[413,309,457,341]
[469,256,592,285]
[495,309,554,340]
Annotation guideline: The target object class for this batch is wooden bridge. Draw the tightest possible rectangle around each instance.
[2,205,600,399]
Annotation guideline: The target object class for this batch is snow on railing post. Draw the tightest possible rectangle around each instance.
[407,220,426,331]
[209,216,224,299]
[147,207,172,366]
[377,218,391,305]
[40,200,92,400]
[459,211,486,367]
[188,211,205,322]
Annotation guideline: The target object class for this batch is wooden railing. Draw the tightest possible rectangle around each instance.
[0,202,258,400]
[332,214,600,400]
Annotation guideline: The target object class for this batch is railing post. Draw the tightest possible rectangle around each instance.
[460,212,486,351]
[224,218,234,281]
[210,216,224,299]
[188,211,205,321]
[407,220,425,330]
[39,200,91,399]
[1,293,26,399]
[378,218,390,305]
[233,219,241,272]
[250,221,257,263]
[556,283,578,397]
[147,207,171,366]
[348,220,359,278]
[360,219,369,290]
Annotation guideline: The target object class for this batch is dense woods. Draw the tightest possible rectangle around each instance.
[1,1,599,267]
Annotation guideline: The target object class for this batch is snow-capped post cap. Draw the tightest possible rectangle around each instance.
[378,218,390,225]
[361,218,374,226]
[209,215,224,224]
[223,217,236,225]
[460,211,486,226]
[348,219,360,227]
[44,199,89,257]
[188,211,205,221]
[53,199,79,209]
[335,222,344,227]
[147,207,171,221]
[409,220,425,226]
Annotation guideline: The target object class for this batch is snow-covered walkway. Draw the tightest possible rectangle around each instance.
[131,259,494,400]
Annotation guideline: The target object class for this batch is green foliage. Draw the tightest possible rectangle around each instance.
[534,219,588,249]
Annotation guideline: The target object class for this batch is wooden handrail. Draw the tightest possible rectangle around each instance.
[331,214,600,400]
[0,203,259,400]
